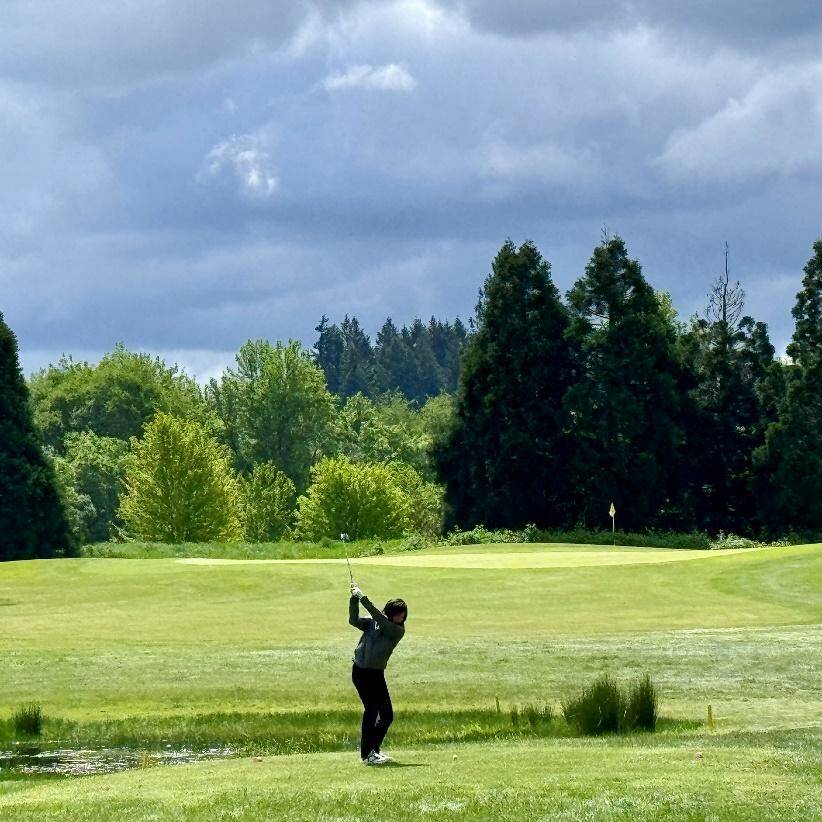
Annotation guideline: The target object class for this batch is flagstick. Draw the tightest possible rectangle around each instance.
[609,502,616,547]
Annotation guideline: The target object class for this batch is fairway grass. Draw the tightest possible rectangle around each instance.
[0,543,820,819]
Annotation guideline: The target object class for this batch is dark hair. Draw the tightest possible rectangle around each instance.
[384,598,407,621]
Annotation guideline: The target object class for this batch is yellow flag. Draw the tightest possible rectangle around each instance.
[609,502,616,518]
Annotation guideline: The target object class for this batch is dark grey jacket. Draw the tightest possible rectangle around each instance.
[349,595,405,670]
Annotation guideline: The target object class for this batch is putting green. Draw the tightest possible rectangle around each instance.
[178,546,761,569]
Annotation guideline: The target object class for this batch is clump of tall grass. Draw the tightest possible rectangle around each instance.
[563,674,658,735]
[12,703,43,737]
[563,675,624,735]
[625,674,658,731]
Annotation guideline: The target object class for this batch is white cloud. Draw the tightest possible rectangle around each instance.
[323,63,417,92]
[654,64,822,183]
[201,134,278,197]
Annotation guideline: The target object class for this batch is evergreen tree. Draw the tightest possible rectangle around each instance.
[374,318,407,396]
[338,316,378,398]
[755,239,822,536]
[401,319,444,404]
[680,250,775,533]
[437,239,574,529]
[564,235,687,530]
[428,318,465,393]
[0,311,72,559]
[313,315,345,395]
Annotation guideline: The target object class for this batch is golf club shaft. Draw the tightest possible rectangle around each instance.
[344,542,353,584]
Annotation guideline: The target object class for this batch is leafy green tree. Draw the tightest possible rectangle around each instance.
[295,457,410,540]
[437,239,574,529]
[28,344,216,452]
[334,393,428,471]
[207,340,335,487]
[52,456,95,547]
[387,461,444,537]
[241,462,297,541]
[0,311,72,559]
[755,239,822,536]
[564,235,687,530]
[119,413,243,542]
[54,432,129,543]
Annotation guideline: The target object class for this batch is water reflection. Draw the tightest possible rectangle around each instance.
[0,744,235,777]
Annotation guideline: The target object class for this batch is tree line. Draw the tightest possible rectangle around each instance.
[1,332,451,558]
[439,235,822,539]
[1,233,821,560]
[314,315,467,403]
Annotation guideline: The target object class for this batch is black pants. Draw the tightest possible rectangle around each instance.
[352,664,394,760]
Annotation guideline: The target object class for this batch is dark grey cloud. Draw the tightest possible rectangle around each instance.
[0,1,355,88]
[2,0,820,379]
[451,0,822,49]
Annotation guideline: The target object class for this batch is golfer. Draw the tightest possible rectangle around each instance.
[349,583,407,765]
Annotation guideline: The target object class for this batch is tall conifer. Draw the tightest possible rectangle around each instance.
[0,312,71,559]
[755,239,822,535]
[564,236,687,530]
[437,240,574,528]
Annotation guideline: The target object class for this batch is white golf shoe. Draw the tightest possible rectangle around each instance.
[363,751,389,766]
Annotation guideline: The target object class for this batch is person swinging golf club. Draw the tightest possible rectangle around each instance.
[349,581,407,766]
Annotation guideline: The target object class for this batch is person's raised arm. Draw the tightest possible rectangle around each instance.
[349,591,370,631]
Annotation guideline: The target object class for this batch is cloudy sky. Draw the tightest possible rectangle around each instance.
[3,1,821,380]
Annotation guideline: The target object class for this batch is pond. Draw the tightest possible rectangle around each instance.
[0,743,235,777]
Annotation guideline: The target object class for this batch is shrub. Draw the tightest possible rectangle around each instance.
[12,703,43,737]
[295,457,410,541]
[241,462,297,541]
[563,674,660,734]
[401,533,427,551]
[522,704,554,729]
[119,413,243,543]
[625,674,658,731]
[444,526,522,546]
[387,463,444,538]
[709,531,791,550]
[532,528,711,549]
[563,674,625,735]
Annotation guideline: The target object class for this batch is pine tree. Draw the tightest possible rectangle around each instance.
[374,318,408,395]
[755,239,822,536]
[436,240,574,529]
[313,315,345,395]
[338,316,378,398]
[0,311,71,559]
[564,235,687,530]
[402,319,443,404]
[428,318,466,393]
[680,249,775,533]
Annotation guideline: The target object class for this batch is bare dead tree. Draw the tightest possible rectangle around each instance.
[706,241,745,326]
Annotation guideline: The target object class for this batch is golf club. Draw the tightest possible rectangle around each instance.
[341,533,354,586]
